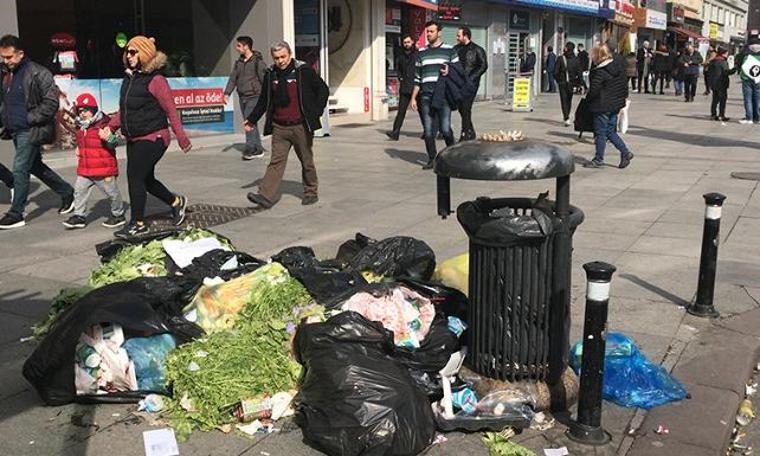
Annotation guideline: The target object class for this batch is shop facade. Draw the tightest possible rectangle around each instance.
[666,0,708,50]
[632,0,668,49]
[602,0,636,54]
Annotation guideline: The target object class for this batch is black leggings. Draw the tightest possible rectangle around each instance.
[127,140,175,222]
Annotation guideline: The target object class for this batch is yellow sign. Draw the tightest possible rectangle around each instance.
[709,22,719,40]
[513,77,531,111]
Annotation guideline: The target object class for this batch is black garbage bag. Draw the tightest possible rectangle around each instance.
[273,246,369,303]
[294,312,436,456]
[23,276,203,406]
[339,233,436,281]
[179,249,265,281]
[457,195,555,246]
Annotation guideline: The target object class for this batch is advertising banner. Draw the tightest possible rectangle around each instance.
[512,77,532,111]
[51,77,234,151]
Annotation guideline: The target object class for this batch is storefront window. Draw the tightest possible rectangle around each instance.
[17,0,231,79]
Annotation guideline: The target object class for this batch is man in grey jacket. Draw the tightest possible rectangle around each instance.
[0,35,74,229]
[224,36,267,160]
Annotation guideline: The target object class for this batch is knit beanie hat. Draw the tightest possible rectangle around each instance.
[124,36,157,67]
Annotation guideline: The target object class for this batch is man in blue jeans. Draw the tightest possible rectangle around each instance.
[224,36,267,159]
[0,35,74,229]
[736,35,760,124]
[411,21,459,170]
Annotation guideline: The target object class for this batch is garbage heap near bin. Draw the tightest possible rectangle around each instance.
[23,228,534,454]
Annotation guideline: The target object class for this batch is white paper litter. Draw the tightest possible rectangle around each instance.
[143,428,179,456]
[162,237,229,269]
[544,447,569,456]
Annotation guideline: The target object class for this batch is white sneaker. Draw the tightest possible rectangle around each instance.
[564,119,572,126]
[739,119,754,125]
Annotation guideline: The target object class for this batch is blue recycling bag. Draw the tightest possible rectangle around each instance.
[570,332,688,409]
[124,333,176,393]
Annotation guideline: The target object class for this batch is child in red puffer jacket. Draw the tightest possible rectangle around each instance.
[62,93,126,230]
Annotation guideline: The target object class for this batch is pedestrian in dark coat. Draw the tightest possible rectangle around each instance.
[707,47,732,121]
[554,42,583,125]
[386,35,418,141]
[679,44,704,102]
[652,44,671,94]
[585,44,633,169]
[0,34,75,229]
[545,46,557,92]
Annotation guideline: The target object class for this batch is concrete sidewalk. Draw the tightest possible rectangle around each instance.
[1,85,759,456]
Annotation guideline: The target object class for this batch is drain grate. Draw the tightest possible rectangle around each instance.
[145,203,260,232]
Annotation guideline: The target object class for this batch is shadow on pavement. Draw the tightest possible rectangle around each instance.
[241,178,304,199]
[522,118,566,127]
[221,143,248,153]
[665,113,720,122]
[619,273,691,306]
[384,148,428,166]
[627,126,759,148]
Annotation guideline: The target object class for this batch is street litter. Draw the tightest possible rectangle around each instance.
[570,332,688,409]
[747,383,757,396]
[530,412,555,431]
[654,424,669,434]
[143,428,179,456]
[139,395,166,413]
[543,448,569,456]
[482,430,536,456]
[737,399,756,426]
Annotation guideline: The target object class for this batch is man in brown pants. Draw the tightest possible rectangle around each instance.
[245,41,329,208]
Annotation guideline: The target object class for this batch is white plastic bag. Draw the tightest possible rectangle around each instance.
[618,99,631,134]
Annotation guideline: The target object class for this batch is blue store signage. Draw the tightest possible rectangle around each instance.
[489,0,600,17]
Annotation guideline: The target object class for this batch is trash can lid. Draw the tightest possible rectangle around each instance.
[434,140,575,181]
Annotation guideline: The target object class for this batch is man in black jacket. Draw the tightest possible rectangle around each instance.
[0,35,74,229]
[554,42,582,126]
[244,41,329,209]
[387,35,417,141]
[454,26,487,141]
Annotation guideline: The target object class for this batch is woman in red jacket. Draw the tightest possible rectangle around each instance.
[62,93,125,229]
[100,36,192,238]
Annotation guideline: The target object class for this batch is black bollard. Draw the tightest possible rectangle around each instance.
[436,175,452,219]
[688,192,727,318]
[567,261,616,446]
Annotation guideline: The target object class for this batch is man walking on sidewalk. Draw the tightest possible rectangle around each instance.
[736,35,760,124]
[680,44,703,102]
[545,46,557,93]
[386,35,418,141]
[0,35,74,229]
[245,41,328,209]
[224,36,267,160]
[554,41,582,126]
[411,21,459,169]
[454,26,487,141]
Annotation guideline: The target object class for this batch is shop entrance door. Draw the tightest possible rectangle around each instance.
[504,31,530,98]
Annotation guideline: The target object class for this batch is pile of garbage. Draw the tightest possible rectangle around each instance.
[23,228,689,455]
[23,229,479,454]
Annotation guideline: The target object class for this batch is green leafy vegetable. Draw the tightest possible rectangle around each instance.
[88,228,233,288]
[164,264,315,439]
[482,431,537,456]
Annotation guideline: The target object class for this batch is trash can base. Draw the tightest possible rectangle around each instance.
[566,422,611,446]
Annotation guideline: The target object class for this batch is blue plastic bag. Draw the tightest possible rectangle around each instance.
[570,332,688,409]
[124,334,176,393]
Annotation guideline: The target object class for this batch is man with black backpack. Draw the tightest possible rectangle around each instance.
[554,42,583,126]
[225,36,267,160]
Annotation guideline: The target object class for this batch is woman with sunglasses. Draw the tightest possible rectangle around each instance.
[100,36,192,238]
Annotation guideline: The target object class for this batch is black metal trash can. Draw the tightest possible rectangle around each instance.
[435,138,582,385]
[457,196,584,382]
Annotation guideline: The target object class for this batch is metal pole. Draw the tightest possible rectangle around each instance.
[549,175,572,388]
[567,261,616,446]
[688,192,727,318]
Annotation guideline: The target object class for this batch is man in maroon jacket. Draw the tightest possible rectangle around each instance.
[244,41,329,209]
